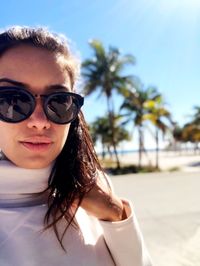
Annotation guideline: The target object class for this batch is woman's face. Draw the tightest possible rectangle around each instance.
[0,44,72,169]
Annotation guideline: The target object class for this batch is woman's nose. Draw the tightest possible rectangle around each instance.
[26,99,51,130]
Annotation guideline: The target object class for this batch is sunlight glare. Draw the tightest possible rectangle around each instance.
[160,0,200,12]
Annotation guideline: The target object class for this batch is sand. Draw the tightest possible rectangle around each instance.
[117,150,200,172]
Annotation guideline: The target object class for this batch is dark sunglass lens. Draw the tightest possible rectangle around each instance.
[0,90,33,122]
[45,94,80,124]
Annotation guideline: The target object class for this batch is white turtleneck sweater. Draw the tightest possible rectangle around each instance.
[0,160,152,266]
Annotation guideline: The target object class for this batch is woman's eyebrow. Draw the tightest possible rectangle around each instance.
[0,78,70,91]
[0,78,27,87]
[46,84,70,92]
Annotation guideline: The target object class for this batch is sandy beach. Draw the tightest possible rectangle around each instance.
[117,150,200,172]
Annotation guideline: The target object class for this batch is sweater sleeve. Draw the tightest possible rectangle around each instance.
[99,199,153,266]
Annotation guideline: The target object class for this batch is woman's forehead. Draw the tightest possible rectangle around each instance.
[0,44,71,91]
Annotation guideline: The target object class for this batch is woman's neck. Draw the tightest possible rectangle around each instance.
[0,159,52,194]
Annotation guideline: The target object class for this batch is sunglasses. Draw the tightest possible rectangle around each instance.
[0,86,84,124]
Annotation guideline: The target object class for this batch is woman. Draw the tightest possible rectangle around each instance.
[0,26,152,266]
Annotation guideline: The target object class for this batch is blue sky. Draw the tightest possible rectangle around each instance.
[1,0,200,149]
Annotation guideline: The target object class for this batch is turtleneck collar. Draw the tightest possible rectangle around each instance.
[0,159,53,194]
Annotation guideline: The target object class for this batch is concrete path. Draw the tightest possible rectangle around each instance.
[111,171,200,266]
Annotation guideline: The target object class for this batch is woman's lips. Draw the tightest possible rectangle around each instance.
[21,142,52,152]
[20,137,53,152]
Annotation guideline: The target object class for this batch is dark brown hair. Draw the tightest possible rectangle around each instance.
[0,26,104,248]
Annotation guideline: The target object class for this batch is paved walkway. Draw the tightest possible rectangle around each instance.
[111,171,200,266]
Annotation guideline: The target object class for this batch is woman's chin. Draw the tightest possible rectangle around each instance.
[4,156,55,169]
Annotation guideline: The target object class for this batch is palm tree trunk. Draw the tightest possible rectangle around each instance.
[138,126,143,168]
[113,144,121,169]
[155,129,159,168]
[106,96,121,169]
[102,143,106,159]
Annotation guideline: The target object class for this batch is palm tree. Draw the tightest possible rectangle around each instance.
[143,95,172,168]
[192,106,200,124]
[172,123,184,152]
[82,39,135,168]
[182,123,200,153]
[121,85,162,167]
[90,114,130,165]
[181,106,200,154]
